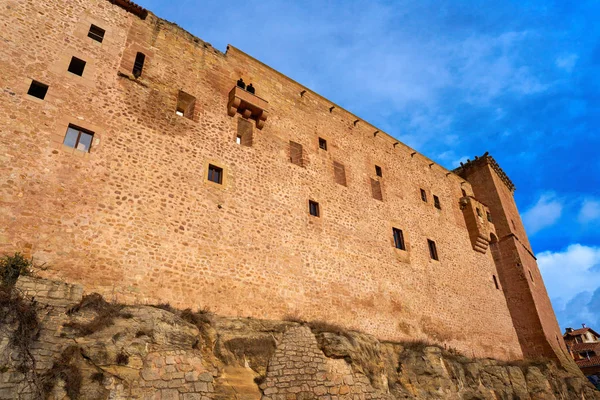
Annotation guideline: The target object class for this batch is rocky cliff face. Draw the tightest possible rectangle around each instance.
[1,276,598,399]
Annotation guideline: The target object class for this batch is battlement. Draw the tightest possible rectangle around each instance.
[454,152,516,192]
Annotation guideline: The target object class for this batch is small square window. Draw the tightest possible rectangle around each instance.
[420,189,427,202]
[427,239,439,260]
[63,124,94,152]
[87,24,105,43]
[132,52,145,78]
[207,164,223,184]
[318,137,327,150]
[27,80,48,100]
[68,57,86,76]
[290,141,304,167]
[309,200,320,217]
[176,90,196,120]
[433,195,441,209]
[375,165,382,177]
[393,228,405,250]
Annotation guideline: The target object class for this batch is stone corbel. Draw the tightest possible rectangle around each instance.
[227,86,269,130]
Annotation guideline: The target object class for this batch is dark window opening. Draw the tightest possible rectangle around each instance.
[318,137,327,150]
[207,164,223,184]
[27,80,49,100]
[461,189,467,197]
[333,161,347,186]
[528,269,534,282]
[420,189,427,202]
[512,219,517,229]
[309,200,320,217]
[68,57,86,76]
[493,275,499,290]
[371,178,383,201]
[433,195,441,209]
[176,90,196,120]
[486,211,492,222]
[375,165,382,177]
[63,124,94,152]
[236,118,253,146]
[427,239,439,260]
[476,207,482,217]
[290,141,304,167]
[87,24,105,43]
[393,228,406,250]
[133,52,145,78]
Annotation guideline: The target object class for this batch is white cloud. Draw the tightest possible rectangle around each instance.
[578,198,600,224]
[538,244,600,330]
[555,54,579,73]
[522,193,563,235]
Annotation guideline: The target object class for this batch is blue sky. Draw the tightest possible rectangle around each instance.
[133,0,600,331]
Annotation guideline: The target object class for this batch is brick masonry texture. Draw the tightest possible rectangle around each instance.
[0,0,564,362]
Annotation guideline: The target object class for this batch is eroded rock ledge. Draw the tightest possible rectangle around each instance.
[1,276,598,399]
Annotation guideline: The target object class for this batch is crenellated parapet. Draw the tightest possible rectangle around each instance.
[454,153,516,192]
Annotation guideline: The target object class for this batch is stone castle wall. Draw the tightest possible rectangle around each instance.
[0,0,553,360]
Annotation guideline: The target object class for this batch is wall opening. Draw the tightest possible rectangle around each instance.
[133,52,145,78]
[333,161,347,186]
[27,80,49,100]
[63,124,94,152]
[433,195,441,209]
[370,178,383,201]
[67,57,86,76]
[309,200,320,217]
[236,118,253,146]
[176,90,196,120]
[493,275,499,289]
[427,239,439,260]
[420,189,427,202]
[289,141,304,167]
[88,24,105,43]
[487,211,492,222]
[461,189,467,197]
[375,165,382,177]
[393,228,406,250]
[318,137,327,150]
[207,164,223,184]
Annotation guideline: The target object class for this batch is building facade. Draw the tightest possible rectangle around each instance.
[564,326,600,379]
[0,0,567,362]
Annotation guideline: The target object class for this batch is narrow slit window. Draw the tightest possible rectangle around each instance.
[290,141,304,167]
[333,161,347,186]
[207,164,223,184]
[27,80,49,100]
[420,189,427,202]
[63,124,94,152]
[375,165,382,177]
[318,137,327,150]
[236,118,253,146]
[512,219,517,229]
[309,200,320,217]
[486,211,492,222]
[433,195,441,209]
[393,228,405,250]
[476,207,482,217]
[87,24,105,43]
[132,52,145,78]
[176,90,196,120]
[427,239,439,260]
[528,269,534,282]
[67,57,86,76]
[461,189,467,197]
[493,275,499,290]
[371,178,383,201]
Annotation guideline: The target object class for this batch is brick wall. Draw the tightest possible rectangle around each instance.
[0,0,528,359]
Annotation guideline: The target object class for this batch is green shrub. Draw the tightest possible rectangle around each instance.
[0,253,33,286]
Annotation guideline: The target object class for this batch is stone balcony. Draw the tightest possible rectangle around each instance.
[459,196,497,254]
[227,86,269,129]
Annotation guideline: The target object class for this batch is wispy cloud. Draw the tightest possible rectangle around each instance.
[522,193,563,235]
[555,54,579,73]
[578,198,600,224]
[538,244,600,329]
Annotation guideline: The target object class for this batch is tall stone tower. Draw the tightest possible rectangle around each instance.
[455,154,570,364]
